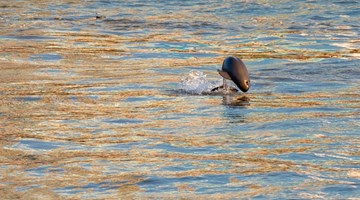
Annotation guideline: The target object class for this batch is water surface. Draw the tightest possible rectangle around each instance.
[0,0,359,199]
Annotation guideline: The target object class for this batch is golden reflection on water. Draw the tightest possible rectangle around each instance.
[1,0,360,199]
[1,59,359,199]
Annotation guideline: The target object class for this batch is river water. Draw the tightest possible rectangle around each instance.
[1,0,359,199]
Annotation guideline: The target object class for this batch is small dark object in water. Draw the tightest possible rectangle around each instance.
[217,56,250,93]
[223,95,250,107]
[211,85,238,92]
[95,15,106,19]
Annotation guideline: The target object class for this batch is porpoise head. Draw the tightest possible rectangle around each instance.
[217,56,250,92]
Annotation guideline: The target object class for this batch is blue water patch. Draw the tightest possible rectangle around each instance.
[151,67,184,75]
[139,174,249,194]
[61,119,78,124]
[123,97,150,102]
[269,152,327,163]
[69,96,78,101]
[255,171,308,188]
[275,81,348,93]
[322,184,360,196]
[55,186,83,195]
[15,185,41,192]
[195,175,248,194]
[14,139,66,151]
[159,162,196,172]
[248,58,287,67]
[25,166,49,177]
[125,52,218,60]
[29,53,62,62]
[41,68,62,74]
[150,41,210,50]
[121,84,157,90]
[103,118,145,125]
[230,143,259,149]
[85,86,123,92]
[88,95,99,100]
[0,35,55,40]
[105,142,144,150]
[247,117,323,131]
[81,181,120,192]
[70,78,115,85]
[139,176,204,193]
[26,166,65,177]
[16,96,42,102]
[257,36,281,42]
[85,84,156,92]
[91,128,114,134]
[147,142,231,154]
[300,43,343,51]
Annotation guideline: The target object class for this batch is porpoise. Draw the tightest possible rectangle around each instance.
[211,56,250,93]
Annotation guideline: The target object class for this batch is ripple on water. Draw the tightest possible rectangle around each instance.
[1,0,360,199]
[0,35,56,40]
[125,52,218,60]
[16,96,42,102]
[29,53,62,62]
[103,118,145,125]
[14,139,67,151]
[147,142,231,154]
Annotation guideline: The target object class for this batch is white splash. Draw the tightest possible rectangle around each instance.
[178,70,223,94]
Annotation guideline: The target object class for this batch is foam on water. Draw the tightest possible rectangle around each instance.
[178,70,219,94]
[179,70,231,94]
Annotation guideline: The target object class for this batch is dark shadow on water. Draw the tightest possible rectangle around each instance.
[222,94,250,107]
[168,88,252,98]
[224,111,246,123]
[222,94,250,123]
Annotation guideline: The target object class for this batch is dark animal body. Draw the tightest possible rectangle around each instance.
[215,56,250,93]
